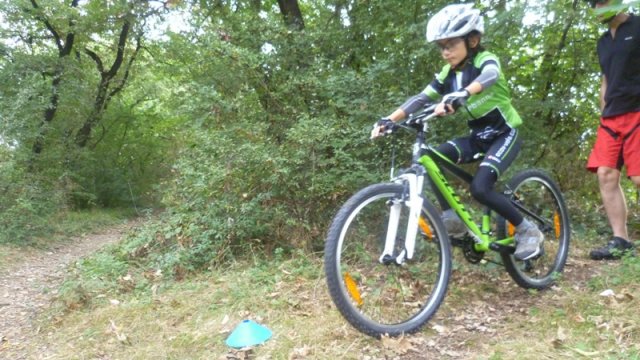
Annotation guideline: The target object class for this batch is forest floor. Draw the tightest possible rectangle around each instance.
[0,220,139,360]
[0,220,638,359]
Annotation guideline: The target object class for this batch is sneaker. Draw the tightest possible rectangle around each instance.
[442,209,467,238]
[514,220,544,261]
[589,237,635,260]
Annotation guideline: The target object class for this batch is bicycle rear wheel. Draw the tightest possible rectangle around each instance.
[498,169,570,289]
[324,183,451,338]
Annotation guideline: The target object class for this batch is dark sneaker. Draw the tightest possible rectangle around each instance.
[514,223,544,261]
[442,210,467,238]
[589,237,635,260]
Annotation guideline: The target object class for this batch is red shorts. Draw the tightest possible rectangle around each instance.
[587,111,640,176]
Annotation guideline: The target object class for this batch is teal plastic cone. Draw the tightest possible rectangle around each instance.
[225,320,272,348]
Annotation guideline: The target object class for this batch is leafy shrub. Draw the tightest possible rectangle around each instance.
[0,159,64,243]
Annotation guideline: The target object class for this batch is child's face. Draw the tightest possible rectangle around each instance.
[436,37,467,68]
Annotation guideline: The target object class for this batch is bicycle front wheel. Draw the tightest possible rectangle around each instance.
[324,183,451,338]
[498,169,571,289]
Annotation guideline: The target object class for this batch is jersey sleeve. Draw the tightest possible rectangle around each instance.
[473,52,502,89]
[400,93,431,115]
[474,51,502,71]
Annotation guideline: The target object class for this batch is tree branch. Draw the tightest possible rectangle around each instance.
[29,0,63,52]
[84,48,105,73]
[108,33,142,101]
[107,18,131,78]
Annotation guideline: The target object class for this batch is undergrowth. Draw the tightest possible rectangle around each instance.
[39,245,640,359]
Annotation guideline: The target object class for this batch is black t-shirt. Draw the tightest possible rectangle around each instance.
[597,14,640,117]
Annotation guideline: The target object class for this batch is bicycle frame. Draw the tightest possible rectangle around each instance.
[380,107,515,265]
[419,148,515,252]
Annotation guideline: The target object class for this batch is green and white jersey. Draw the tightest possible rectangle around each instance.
[424,51,522,130]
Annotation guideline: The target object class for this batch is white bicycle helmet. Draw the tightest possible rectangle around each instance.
[426,4,484,42]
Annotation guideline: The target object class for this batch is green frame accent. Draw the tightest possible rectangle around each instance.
[418,153,515,252]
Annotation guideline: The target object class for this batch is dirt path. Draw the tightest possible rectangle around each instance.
[0,221,138,360]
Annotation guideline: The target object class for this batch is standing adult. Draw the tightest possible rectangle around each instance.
[585,0,640,260]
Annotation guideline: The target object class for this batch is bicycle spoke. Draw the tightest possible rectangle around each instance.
[325,183,451,337]
[499,170,570,290]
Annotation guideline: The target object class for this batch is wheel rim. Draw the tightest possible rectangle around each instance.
[507,176,569,284]
[333,191,448,330]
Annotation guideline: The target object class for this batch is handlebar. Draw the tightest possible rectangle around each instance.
[399,103,438,132]
[373,103,439,139]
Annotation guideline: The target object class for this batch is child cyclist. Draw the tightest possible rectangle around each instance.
[371,3,544,261]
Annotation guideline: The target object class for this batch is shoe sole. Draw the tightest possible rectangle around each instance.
[514,234,545,261]
[590,249,635,261]
[515,245,541,261]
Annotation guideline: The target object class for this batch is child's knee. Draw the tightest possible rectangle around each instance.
[470,182,488,203]
[470,167,497,204]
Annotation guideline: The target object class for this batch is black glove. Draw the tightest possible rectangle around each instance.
[376,118,397,135]
[441,89,470,111]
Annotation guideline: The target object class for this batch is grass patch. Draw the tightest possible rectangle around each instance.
[477,256,640,359]
[47,208,137,240]
[35,244,640,359]
[39,251,390,359]
[15,211,640,359]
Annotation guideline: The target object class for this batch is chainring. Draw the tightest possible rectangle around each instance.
[462,237,485,264]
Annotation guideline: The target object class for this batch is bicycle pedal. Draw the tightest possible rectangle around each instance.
[489,242,515,254]
[450,237,467,248]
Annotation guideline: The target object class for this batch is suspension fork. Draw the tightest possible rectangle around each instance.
[379,167,425,265]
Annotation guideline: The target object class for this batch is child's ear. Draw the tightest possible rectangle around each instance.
[469,36,480,49]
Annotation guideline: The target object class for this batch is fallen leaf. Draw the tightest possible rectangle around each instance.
[551,338,563,349]
[109,320,130,345]
[569,347,600,357]
[573,314,586,323]
[380,334,416,355]
[599,289,615,297]
[557,326,568,341]
[431,324,447,334]
[289,344,312,359]
[552,326,567,349]
[615,292,634,303]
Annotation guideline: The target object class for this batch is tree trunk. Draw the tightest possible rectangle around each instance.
[277,0,304,30]
[29,0,79,154]
[75,19,140,148]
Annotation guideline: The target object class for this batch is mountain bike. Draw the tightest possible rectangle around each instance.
[324,104,571,338]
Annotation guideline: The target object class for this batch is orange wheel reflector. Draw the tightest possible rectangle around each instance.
[418,217,433,239]
[344,272,363,306]
[507,222,516,237]
[554,211,561,238]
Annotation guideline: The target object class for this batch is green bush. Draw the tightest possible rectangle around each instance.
[0,160,64,243]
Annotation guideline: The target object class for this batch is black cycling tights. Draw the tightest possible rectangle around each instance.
[433,166,524,226]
